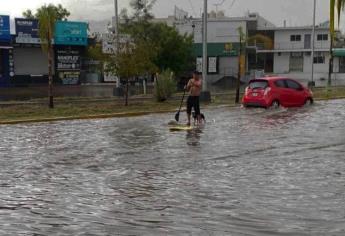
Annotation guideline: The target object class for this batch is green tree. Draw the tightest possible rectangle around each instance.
[329,0,345,85]
[23,4,70,20]
[154,69,177,102]
[22,4,70,108]
[22,9,35,19]
[129,0,156,21]
[36,4,59,108]
[119,0,194,77]
[122,21,193,76]
[106,39,158,106]
[235,27,273,103]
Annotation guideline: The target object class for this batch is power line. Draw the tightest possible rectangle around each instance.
[188,0,198,17]
[213,0,227,13]
[228,0,236,11]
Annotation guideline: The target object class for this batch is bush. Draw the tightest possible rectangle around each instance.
[154,69,177,102]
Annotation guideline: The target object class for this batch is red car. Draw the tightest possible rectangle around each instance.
[242,77,313,108]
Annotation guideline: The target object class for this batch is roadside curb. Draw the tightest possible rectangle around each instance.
[0,103,239,125]
[0,109,179,125]
[2,97,344,125]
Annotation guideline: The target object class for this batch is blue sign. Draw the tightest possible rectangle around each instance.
[15,18,40,44]
[15,18,39,37]
[54,21,88,46]
[0,15,10,42]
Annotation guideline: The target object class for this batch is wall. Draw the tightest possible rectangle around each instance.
[218,56,238,76]
[14,47,49,75]
[190,19,247,44]
[274,28,330,50]
[273,52,290,73]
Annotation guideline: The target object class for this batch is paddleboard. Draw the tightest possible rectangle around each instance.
[169,125,193,131]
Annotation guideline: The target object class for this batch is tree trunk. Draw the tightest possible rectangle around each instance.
[48,45,54,108]
[235,37,242,104]
[125,78,129,106]
[328,37,333,87]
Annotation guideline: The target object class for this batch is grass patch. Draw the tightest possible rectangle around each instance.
[0,99,182,123]
[1,86,345,124]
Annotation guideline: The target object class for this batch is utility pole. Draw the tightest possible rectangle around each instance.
[328,0,333,87]
[200,0,211,102]
[236,28,242,103]
[113,0,123,96]
[310,0,316,88]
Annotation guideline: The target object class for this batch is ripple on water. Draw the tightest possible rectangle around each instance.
[0,100,345,235]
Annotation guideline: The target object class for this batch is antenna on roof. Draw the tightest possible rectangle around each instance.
[213,0,226,14]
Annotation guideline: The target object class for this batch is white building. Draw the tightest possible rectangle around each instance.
[252,24,345,86]
[172,12,275,88]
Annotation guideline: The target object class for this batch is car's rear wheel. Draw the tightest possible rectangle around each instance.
[304,98,314,106]
[270,100,280,109]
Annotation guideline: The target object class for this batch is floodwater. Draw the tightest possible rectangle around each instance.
[0,100,345,235]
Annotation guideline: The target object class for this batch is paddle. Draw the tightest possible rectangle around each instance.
[175,87,187,122]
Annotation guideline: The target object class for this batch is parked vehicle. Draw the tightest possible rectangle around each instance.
[242,77,313,108]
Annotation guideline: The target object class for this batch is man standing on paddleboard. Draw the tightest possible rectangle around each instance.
[185,71,202,126]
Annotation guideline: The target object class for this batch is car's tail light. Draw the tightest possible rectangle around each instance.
[245,87,249,95]
[264,87,271,96]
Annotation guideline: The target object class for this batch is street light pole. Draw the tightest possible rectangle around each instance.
[202,0,208,92]
[113,0,123,96]
[310,0,316,88]
[114,0,119,36]
[201,0,211,101]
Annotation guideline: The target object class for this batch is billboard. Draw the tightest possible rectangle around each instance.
[0,15,10,42]
[102,33,116,54]
[15,18,40,44]
[56,49,81,71]
[56,48,81,85]
[54,21,88,46]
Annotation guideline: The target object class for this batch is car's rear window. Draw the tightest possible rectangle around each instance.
[249,80,268,89]
[274,80,286,88]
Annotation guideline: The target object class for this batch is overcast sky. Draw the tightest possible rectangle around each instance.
[0,0,339,28]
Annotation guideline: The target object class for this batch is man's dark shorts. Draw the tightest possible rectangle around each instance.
[187,96,200,115]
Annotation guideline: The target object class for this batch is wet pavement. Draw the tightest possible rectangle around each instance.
[0,99,345,235]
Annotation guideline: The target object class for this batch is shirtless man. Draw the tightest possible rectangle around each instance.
[185,71,202,126]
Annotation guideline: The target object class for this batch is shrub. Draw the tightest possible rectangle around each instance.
[154,69,177,102]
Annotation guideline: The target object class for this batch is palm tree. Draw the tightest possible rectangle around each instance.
[37,5,58,108]
[235,26,274,103]
[329,0,345,85]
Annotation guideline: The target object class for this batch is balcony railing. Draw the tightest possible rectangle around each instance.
[247,41,330,51]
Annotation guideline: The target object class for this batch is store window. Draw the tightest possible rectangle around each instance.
[290,35,301,42]
[289,52,304,72]
[313,52,325,64]
[317,34,328,41]
[339,57,345,73]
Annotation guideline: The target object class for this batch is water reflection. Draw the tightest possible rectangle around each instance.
[186,126,204,147]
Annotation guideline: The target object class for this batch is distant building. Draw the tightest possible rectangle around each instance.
[253,23,343,86]
[169,11,275,88]
[11,18,88,86]
[0,15,12,87]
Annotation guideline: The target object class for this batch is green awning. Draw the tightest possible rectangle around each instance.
[193,43,239,57]
[333,48,345,57]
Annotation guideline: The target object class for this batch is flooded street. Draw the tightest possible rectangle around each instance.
[0,99,345,235]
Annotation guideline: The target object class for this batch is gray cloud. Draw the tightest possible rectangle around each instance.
[63,0,333,32]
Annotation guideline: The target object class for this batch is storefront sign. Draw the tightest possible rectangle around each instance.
[58,71,80,85]
[54,21,88,46]
[56,49,81,71]
[196,57,203,73]
[56,49,81,85]
[8,49,14,78]
[208,57,218,74]
[15,18,41,44]
[0,15,10,42]
[102,33,116,54]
